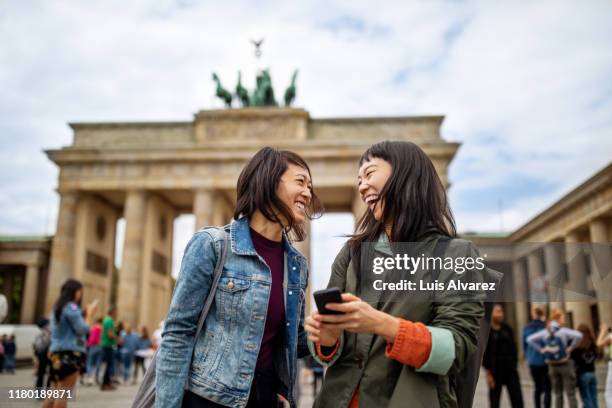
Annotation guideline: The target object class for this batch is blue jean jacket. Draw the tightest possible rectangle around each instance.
[49,302,89,354]
[155,216,309,408]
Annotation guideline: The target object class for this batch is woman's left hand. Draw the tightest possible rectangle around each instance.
[314,293,399,342]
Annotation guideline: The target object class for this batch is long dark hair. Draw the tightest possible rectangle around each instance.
[350,141,457,286]
[352,140,456,243]
[53,279,83,322]
[233,147,323,241]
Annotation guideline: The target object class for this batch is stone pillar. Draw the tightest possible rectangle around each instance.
[589,218,612,326]
[138,195,175,331]
[352,189,367,231]
[21,264,40,324]
[118,190,147,327]
[193,189,213,231]
[71,195,118,318]
[544,244,565,312]
[527,250,547,304]
[212,194,228,227]
[513,258,529,357]
[46,192,79,313]
[564,232,592,329]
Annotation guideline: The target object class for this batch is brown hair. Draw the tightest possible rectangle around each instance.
[233,147,323,241]
[576,324,595,349]
[531,305,545,318]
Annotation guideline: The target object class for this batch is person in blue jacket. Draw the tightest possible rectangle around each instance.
[523,305,551,408]
[43,279,96,408]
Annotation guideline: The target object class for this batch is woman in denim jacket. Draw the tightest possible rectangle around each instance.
[44,279,96,408]
[156,147,323,408]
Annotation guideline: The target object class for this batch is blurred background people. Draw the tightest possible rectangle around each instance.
[571,324,599,408]
[34,318,52,388]
[120,323,139,384]
[523,305,551,408]
[132,325,151,384]
[85,317,103,385]
[100,306,118,391]
[483,304,524,408]
[596,324,612,408]
[527,309,582,408]
[43,279,96,408]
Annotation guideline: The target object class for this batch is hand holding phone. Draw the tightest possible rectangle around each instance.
[313,287,344,315]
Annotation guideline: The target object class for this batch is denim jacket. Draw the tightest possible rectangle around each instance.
[49,302,90,353]
[155,216,310,408]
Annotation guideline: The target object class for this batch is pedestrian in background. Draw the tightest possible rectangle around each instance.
[100,306,119,391]
[483,304,524,408]
[132,325,150,383]
[571,324,598,408]
[34,318,52,389]
[596,324,612,408]
[43,279,96,408]
[85,317,103,385]
[523,305,551,408]
[3,335,16,373]
[527,309,582,408]
[120,323,139,384]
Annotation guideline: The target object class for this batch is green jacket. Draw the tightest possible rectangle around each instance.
[309,233,485,408]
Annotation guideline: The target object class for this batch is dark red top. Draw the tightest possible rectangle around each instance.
[250,228,285,373]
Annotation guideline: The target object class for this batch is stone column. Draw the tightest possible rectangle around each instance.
[193,189,213,231]
[589,218,612,326]
[46,192,79,313]
[118,190,147,326]
[21,264,40,324]
[527,250,547,304]
[352,189,367,232]
[564,232,592,329]
[513,258,529,357]
[138,195,175,331]
[211,194,227,227]
[544,244,565,311]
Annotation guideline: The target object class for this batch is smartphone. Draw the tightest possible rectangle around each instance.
[313,287,344,315]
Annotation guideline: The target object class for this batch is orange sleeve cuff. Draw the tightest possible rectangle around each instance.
[315,340,340,362]
[385,319,432,368]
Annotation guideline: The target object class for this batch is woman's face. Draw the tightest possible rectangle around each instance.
[276,163,312,225]
[358,157,392,221]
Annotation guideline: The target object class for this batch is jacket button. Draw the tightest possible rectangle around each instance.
[292,266,296,270]
[227,280,235,289]
[288,291,293,295]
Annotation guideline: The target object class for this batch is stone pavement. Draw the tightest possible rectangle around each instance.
[0,361,608,407]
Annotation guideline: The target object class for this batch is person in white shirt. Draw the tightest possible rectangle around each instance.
[526,309,583,408]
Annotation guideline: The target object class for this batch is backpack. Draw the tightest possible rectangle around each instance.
[34,329,51,354]
[542,334,567,362]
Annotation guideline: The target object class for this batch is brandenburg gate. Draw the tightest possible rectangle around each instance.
[45,108,459,330]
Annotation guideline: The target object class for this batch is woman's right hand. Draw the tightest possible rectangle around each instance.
[305,311,342,347]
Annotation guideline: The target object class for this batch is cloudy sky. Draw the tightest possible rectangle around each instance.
[1,1,611,287]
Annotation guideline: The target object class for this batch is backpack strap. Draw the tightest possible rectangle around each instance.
[193,228,229,341]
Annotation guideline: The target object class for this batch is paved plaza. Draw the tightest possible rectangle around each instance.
[0,362,608,408]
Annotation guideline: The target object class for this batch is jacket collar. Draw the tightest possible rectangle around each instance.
[229,216,305,261]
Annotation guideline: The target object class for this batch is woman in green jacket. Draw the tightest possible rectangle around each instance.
[305,140,485,407]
